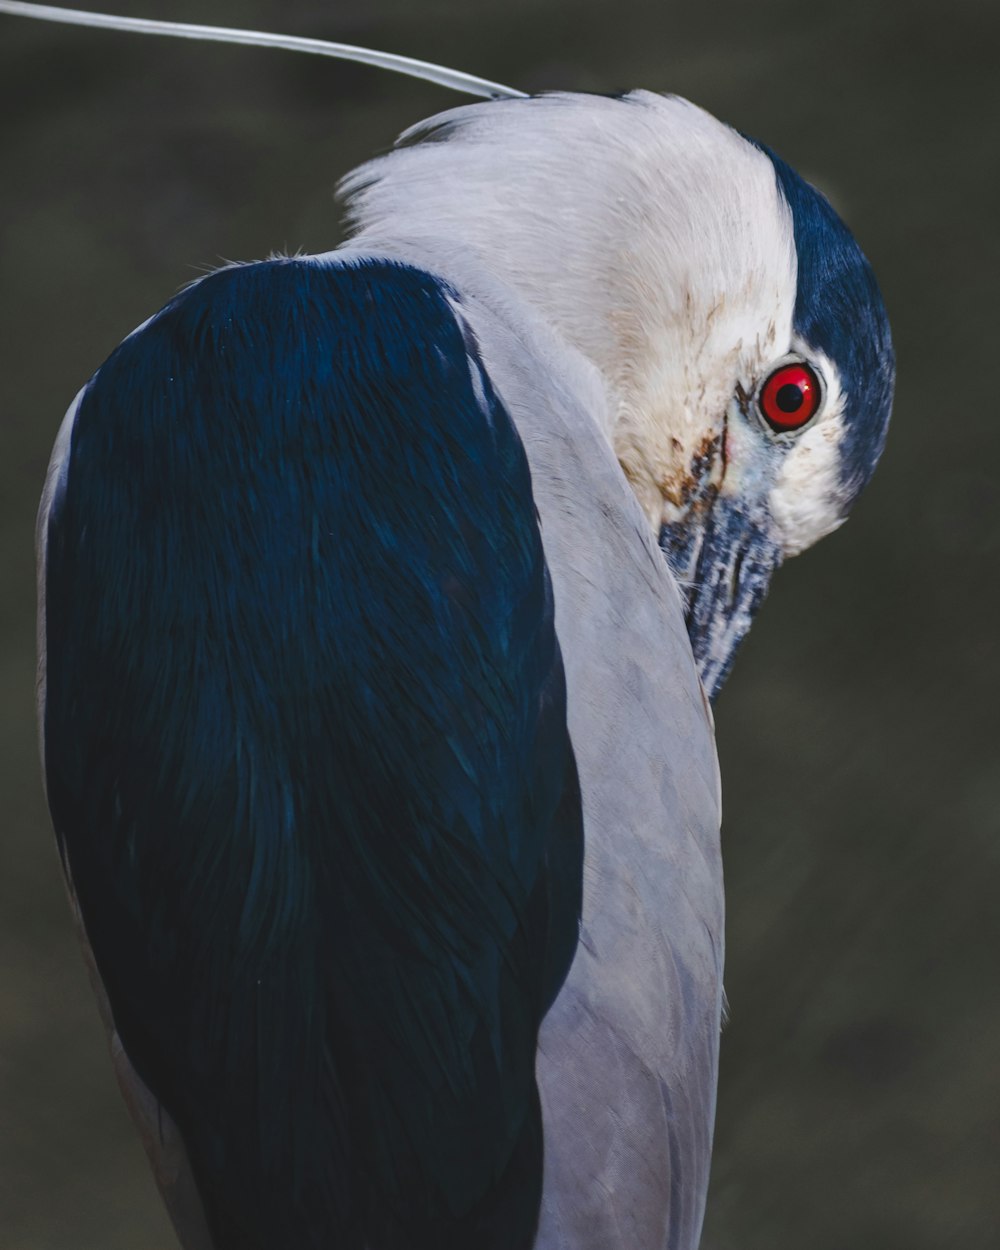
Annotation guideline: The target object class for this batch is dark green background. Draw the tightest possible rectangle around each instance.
[1,2,997,1246]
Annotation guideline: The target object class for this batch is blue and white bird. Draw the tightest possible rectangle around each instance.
[16,5,894,1250]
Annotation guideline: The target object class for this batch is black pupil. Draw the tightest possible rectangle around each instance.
[775,382,805,413]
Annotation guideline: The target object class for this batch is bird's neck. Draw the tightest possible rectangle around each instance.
[341,91,795,528]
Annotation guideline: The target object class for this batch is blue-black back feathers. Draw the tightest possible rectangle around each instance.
[42,257,583,1250]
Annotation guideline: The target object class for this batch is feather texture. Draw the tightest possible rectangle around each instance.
[40,256,582,1250]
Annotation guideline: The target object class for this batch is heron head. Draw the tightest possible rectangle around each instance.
[645,138,896,699]
[342,91,895,700]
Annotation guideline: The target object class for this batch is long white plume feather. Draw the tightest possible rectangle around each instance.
[0,1,526,99]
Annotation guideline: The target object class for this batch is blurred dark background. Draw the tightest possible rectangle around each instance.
[1,1,997,1246]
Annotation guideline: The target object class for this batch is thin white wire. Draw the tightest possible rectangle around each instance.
[0,1,527,99]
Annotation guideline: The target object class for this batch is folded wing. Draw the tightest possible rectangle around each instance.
[38,257,583,1250]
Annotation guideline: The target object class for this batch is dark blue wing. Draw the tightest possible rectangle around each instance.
[41,257,583,1250]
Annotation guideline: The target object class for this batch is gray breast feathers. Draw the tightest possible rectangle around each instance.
[384,245,725,1250]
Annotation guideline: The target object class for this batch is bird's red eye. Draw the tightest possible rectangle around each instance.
[758,361,822,432]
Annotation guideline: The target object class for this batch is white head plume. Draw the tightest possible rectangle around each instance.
[0,1,525,99]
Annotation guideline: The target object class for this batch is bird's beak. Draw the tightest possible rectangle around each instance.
[659,495,783,702]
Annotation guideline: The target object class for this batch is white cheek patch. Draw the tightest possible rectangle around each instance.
[768,347,847,557]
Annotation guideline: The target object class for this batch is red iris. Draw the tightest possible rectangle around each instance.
[758,362,821,432]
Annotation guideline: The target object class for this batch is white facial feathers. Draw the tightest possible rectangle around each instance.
[765,345,848,556]
[342,91,846,558]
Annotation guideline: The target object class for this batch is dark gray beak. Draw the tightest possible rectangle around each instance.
[659,497,783,702]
